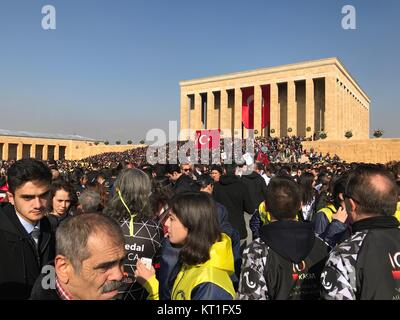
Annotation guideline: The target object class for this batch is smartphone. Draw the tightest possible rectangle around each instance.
[140,257,152,270]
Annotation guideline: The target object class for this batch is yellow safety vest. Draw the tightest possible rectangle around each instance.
[395,202,400,223]
[171,234,236,300]
[258,201,298,224]
[258,202,272,225]
[171,265,235,300]
[318,204,337,223]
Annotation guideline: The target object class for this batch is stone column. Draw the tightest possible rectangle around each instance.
[360,102,363,139]
[220,89,230,138]
[355,99,359,139]
[194,92,202,131]
[350,94,354,139]
[336,80,341,139]
[345,88,349,138]
[43,145,48,161]
[207,90,216,130]
[350,92,357,139]
[234,88,242,138]
[359,104,363,139]
[305,78,315,139]
[2,143,8,161]
[287,81,296,136]
[360,105,363,139]
[31,144,36,158]
[324,76,337,140]
[365,106,368,139]
[366,106,370,139]
[180,91,189,140]
[270,82,279,138]
[340,83,345,139]
[17,143,23,160]
[54,145,60,160]
[359,101,363,139]
[189,93,199,139]
[351,94,356,139]
[254,85,262,138]
[349,92,354,139]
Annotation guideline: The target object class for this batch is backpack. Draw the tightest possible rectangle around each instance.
[264,238,328,300]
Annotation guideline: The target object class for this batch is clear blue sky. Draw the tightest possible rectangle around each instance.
[1,0,399,142]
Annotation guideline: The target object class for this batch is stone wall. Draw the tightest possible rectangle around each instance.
[72,144,146,160]
[302,139,400,164]
[0,134,146,161]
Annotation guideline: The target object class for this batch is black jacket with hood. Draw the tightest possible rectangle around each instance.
[173,174,195,195]
[240,171,268,213]
[237,220,330,300]
[0,203,56,300]
[213,175,254,239]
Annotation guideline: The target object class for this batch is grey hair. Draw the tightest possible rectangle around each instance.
[104,168,152,222]
[56,213,124,273]
[79,189,102,213]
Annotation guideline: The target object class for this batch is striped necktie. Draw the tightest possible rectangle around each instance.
[30,224,40,248]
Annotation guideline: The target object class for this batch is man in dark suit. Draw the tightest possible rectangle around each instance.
[0,159,55,299]
[166,164,194,194]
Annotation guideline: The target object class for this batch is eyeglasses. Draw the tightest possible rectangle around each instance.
[158,207,171,222]
[182,169,191,172]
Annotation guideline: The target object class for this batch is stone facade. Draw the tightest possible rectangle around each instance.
[302,139,400,164]
[180,58,370,141]
[0,134,144,161]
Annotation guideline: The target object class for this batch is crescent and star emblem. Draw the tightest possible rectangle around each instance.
[199,134,210,145]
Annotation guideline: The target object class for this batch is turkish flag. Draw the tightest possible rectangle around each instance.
[195,130,220,150]
[256,150,270,167]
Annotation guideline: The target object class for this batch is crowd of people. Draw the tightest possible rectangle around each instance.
[0,136,399,300]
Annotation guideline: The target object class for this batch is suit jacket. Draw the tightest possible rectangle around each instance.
[173,174,195,194]
[0,203,56,300]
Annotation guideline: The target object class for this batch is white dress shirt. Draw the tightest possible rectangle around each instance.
[15,211,41,246]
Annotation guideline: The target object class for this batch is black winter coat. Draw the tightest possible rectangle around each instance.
[173,174,195,194]
[29,263,60,300]
[240,172,268,213]
[0,203,56,300]
[213,175,254,239]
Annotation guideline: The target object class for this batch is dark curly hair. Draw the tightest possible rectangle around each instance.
[47,179,77,213]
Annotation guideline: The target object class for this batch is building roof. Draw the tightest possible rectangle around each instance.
[0,129,96,142]
[180,57,370,102]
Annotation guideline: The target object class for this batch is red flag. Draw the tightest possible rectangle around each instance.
[261,85,271,129]
[195,129,220,150]
[256,150,270,167]
[242,87,254,129]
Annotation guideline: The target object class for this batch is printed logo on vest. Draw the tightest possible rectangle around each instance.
[241,267,258,293]
[292,261,306,280]
[388,252,400,280]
